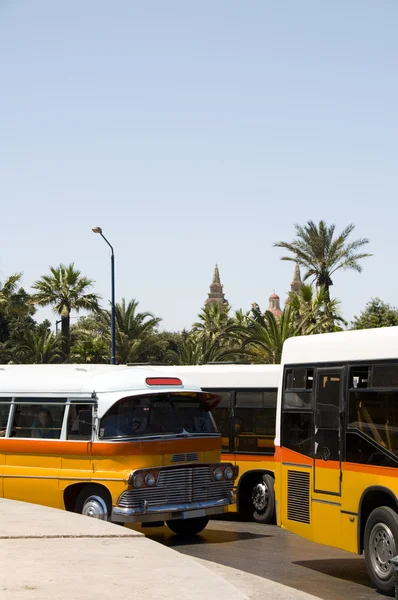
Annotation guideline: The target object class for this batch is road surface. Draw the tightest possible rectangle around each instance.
[135,516,375,600]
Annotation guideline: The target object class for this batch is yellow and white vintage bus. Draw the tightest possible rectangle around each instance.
[0,364,236,536]
[152,364,280,523]
[275,326,398,595]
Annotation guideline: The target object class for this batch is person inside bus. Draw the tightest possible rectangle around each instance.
[32,408,58,439]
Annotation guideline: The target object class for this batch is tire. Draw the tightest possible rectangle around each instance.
[245,474,275,524]
[75,485,111,521]
[166,516,209,537]
[364,506,398,596]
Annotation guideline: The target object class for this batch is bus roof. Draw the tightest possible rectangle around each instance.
[149,364,280,388]
[0,364,202,397]
[281,327,398,366]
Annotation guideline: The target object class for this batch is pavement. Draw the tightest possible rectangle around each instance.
[0,498,320,599]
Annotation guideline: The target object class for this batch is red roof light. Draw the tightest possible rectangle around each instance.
[145,377,183,386]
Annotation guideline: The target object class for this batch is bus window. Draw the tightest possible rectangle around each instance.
[207,391,232,451]
[234,391,276,454]
[286,368,313,390]
[11,401,66,439]
[348,390,398,455]
[67,404,93,440]
[282,412,313,457]
[99,394,217,438]
[172,397,217,434]
[0,401,11,437]
[371,364,398,388]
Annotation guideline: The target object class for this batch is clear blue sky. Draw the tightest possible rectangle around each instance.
[1,1,397,330]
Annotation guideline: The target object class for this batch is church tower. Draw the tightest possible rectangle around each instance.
[290,263,302,293]
[268,292,282,316]
[205,264,228,309]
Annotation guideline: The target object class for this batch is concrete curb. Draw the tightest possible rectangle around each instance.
[0,499,249,599]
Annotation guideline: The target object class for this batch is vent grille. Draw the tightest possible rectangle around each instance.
[171,452,199,463]
[118,465,232,509]
[287,470,310,524]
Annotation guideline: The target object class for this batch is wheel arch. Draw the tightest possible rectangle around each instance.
[236,468,275,513]
[63,482,112,513]
[358,486,398,554]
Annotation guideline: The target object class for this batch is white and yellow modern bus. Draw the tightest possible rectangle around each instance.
[152,364,280,523]
[0,364,236,536]
[275,326,398,595]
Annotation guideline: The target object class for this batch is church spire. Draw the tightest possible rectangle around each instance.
[212,264,221,285]
[205,264,228,309]
[290,263,302,293]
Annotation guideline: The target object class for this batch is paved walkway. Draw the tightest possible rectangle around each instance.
[0,499,320,599]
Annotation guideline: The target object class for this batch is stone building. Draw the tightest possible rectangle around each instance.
[204,264,228,309]
[204,262,302,315]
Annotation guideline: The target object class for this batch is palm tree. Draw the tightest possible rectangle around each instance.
[288,284,347,333]
[31,264,101,356]
[70,333,110,364]
[114,298,161,364]
[14,329,63,364]
[172,333,242,365]
[193,303,233,340]
[274,221,372,300]
[238,307,303,364]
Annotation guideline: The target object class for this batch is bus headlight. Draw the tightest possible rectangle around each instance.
[145,472,156,487]
[213,466,224,481]
[132,473,144,488]
[224,465,234,480]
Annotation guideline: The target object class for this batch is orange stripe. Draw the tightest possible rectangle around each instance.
[277,447,313,466]
[343,461,398,478]
[315,458,340,470]
[0,436,221,457]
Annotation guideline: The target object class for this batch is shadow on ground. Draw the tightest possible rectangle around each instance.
[294,558,372,589]
[141,526,270,547]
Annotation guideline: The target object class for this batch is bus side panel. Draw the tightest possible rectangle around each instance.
[3,441,63,509]
[280,461,313,540]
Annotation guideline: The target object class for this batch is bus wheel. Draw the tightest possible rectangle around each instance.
[75,485,111,521]
[364,506,398,596]
[249,474,275,524]
[166,516,209,537]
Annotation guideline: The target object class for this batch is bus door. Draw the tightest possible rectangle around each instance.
[314,368,343,496]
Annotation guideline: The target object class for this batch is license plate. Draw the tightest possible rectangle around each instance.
[181,509,206,520]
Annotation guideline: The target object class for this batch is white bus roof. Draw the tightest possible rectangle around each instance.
[149,364,280,388]
[0,364,201,398]
[281,327,398,366]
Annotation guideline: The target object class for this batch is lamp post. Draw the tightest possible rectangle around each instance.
[92,227,116,365]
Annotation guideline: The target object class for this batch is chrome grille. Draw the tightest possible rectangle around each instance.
[171,452,199,463]
[287,470,310,524]
[118,466,232,509]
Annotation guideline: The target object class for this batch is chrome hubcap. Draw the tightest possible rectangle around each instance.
[369,522,396,580]
[252,482,268,512]
[82,495,108,520]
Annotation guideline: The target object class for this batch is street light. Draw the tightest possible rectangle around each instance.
[92,226,116,365]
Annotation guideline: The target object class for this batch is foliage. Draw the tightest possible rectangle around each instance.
[351,298,398,330]
[274,220,371,298]
[287,284,347,333]
[12,328,63,364]
[31,263,101,355]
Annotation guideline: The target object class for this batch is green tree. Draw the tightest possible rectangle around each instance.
[0,273,35,343]
[13,329,63,364]
[193,303,233,340]
[351,298,398,330]
[31,264,101,356]
[237,307,304,364]
[114,298,161,364]
[274,221,371,300]
[288,284,346,333]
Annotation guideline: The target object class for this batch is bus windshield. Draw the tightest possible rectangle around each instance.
[99,393,218,438]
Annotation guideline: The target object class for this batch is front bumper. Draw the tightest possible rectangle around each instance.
[111,493,234,523]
